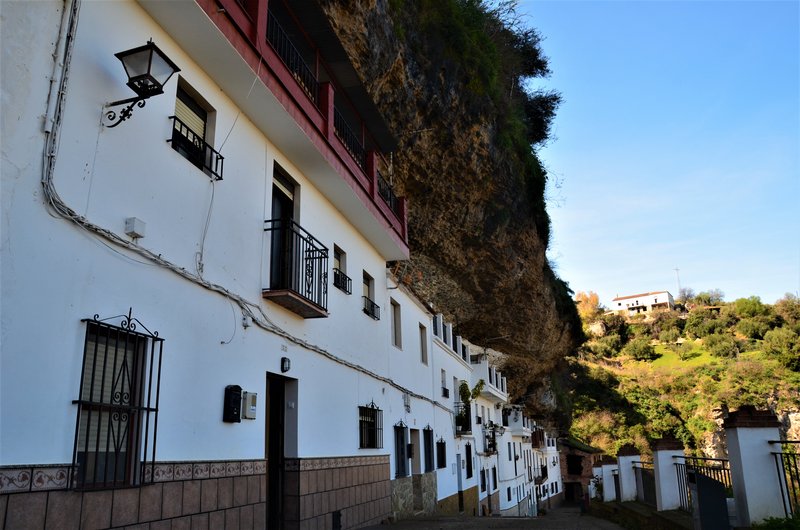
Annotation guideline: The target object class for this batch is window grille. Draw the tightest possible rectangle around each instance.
[436,438,447,469]
[423,427,434,472]
[71,311,163,489]
[394,422,408,478]
[358,401,383,449]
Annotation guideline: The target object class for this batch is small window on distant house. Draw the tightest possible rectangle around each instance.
[507,487,511,502]
[390,299,402,348]
[465,443,473,479]
[480,469,486,492]
[394,423,408,478]
[332,246,351,294]
[171,83,223,180]
[491,467,497,490]
[423,427,434,472]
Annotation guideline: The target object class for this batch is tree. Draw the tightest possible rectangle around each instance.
[695,289,725,306]
[763,327,800,371]
[622,338,659,361]
[732,296,770,318]
[775,293,800,329]
[575,291,603,323]
[735,317,771,340]
[678,287,696,304]
[703,333,739,358]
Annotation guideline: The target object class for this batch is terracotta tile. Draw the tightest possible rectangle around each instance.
[44,490,81,530]
[138,483,163,522]
[191,513,209,530]
[284,471,298,496]
[217,477,233,509]
[201,479,218,512]
[253,502,266,529]
[171,515,191,530]
[325,470,334,492]
[0,495,7,524]
[233,476,247,507]
[247,475,260,504]
[112,487,140,527]
[162,481,183,519]
[259,475,266,503]
[183,480,201,515]
[239,504,253,530]
[299,472,309,495]
[6,491,47,530]
[150,521,171,530]
[81,490,113,530]
[225,507,240,529]
[209,510,225,530]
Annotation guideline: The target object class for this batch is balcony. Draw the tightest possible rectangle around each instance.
[469,355,508,403]
[140,0,409,260]
[262,219,328,318]
[266,11,319,105]
[168,116,224,180]
[332,268,352,294]
[377,171,402,219]
[362,296,380,320]
[454,402,471,436]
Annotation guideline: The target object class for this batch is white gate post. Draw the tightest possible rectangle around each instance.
[724,406,786,526]
[616,444,639,502]
[651,437,684,511]
[599,456,618,502]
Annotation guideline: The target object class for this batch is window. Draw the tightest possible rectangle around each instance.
[491,467,497,490]
[507,487,511,502]
[358,402,383,449]
[170,84,223,180]
[362,272,379,320]
[433,314,442,338]
[332,246,351,294]
[441,369,448,398]
[419,324,428,365]
[423,427,434,472]
[72,316,163,489]
[394,423,408,478]
[436,438,446,469]
[480,469,486,492]
[567,454,583,475]
[390,299,402,348]
[508,442,512,461]
[465,443,473,479]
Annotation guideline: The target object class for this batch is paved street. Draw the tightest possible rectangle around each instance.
[364,505,625,529]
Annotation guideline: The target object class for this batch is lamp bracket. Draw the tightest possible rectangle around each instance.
[103,97,146,128]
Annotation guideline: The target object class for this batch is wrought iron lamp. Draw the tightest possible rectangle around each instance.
[104,39,180,128]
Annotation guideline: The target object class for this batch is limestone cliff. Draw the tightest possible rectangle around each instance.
[319,0,583,416]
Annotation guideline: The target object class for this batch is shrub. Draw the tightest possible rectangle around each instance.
[622,338,659,361]
[704,333,739,358]
[764,327,800,371]
[590,334,623,357]
[736,317,771,340]
[659,328,680,344]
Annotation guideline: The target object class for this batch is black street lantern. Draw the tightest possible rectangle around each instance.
[104,39,180,128]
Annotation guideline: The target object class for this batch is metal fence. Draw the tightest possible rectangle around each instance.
[674,456,732,512]
[770,440,800,517]
[633,461,657,507]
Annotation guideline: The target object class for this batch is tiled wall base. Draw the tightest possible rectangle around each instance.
[282,455,390,530]
[499,492,533,517]
[478,491,499,516]
[0,460,265,530]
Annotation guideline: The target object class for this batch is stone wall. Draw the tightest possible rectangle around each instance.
[283,455,390,530]
[478,490,499,516]
[390,475,413,517]
[0,459,265,530]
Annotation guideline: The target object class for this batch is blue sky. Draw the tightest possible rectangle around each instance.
[519,0,800,306]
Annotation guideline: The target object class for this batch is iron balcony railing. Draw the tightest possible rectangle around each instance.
[362,296,380,320]
[377,171,401,218]
[333,108,366,170]
[332,268,352,294]
[454,402,471,435]
[169,116,224,180]
[264,219,328,312]
[770,439,800,517]
[266,11,319,104]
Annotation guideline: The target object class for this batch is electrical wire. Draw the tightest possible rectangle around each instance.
[40,1,453,416]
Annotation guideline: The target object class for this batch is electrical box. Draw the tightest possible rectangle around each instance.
[223,385,242,423]
[242,391,257,420]
[124,217,146,239]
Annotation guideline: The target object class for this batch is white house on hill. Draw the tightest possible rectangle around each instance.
[611,291,675,316]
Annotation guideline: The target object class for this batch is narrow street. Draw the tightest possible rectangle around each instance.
[365,505,624,529]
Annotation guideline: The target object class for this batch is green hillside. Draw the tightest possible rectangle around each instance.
[566,293,800,456]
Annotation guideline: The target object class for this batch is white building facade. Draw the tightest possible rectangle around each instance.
[611,291,675,316]
[0,1,548,529]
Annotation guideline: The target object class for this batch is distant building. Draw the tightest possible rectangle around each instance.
[611,291,675,316]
